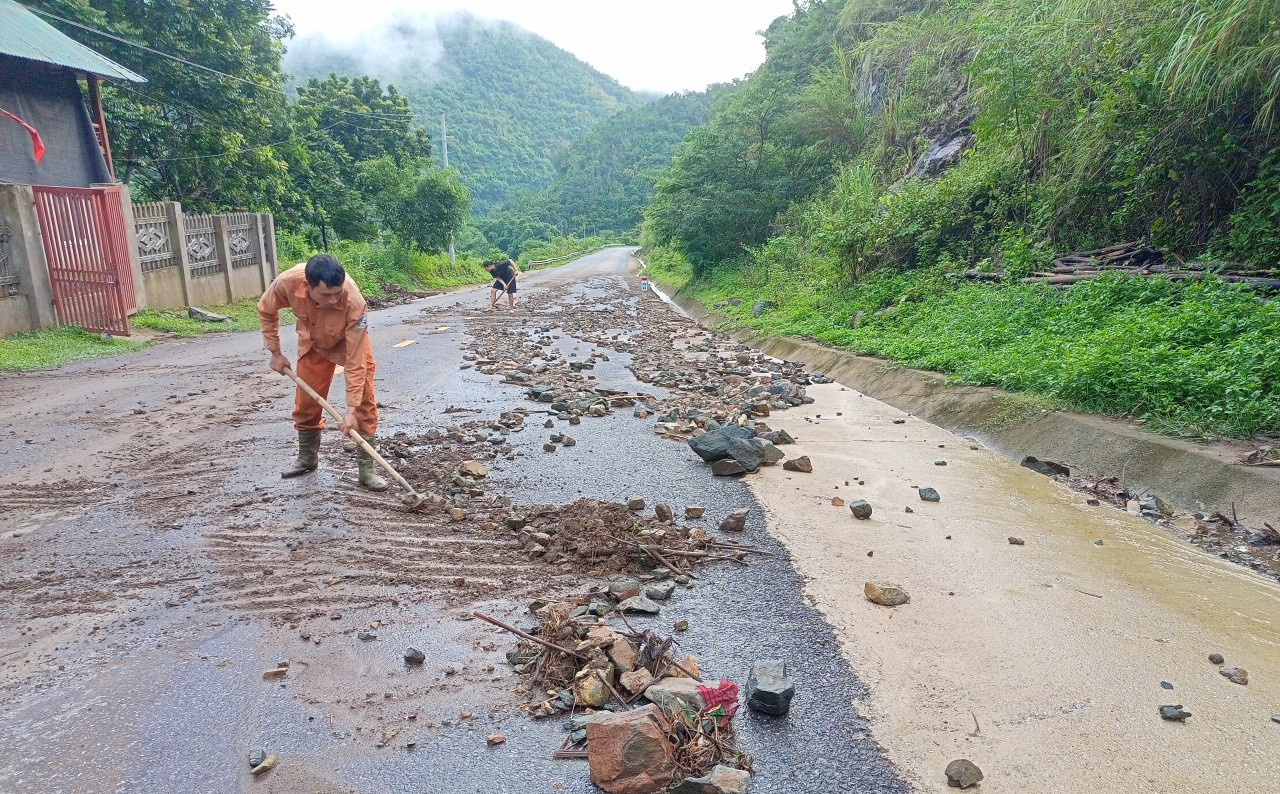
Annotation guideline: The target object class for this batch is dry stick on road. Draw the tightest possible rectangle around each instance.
[596,668,634,706]
[705,540,776,557]
[473,611,587,661]
[641,545,699,580]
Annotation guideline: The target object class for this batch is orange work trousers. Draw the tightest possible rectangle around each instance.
[293,345,378,435]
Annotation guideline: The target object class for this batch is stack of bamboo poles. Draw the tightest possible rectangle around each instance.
[962,242,1280,289]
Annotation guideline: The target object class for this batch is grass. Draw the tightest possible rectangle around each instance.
[648,246,1280,439]
[0,326,148,370]
[132,298,294,337]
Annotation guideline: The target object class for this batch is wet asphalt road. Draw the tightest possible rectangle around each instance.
[0,248,907,793]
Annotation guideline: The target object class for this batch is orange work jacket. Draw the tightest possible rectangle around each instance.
[258,263,372,407]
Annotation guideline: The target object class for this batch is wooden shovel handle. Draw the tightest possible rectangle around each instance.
[281,368,420,498]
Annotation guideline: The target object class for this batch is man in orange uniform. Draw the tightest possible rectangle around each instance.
[257,253,389,491]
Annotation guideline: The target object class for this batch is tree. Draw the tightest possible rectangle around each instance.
[356,156,471,253]
[31,0,300,213]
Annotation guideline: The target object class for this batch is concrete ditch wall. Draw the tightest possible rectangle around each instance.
[662,286,1279,528]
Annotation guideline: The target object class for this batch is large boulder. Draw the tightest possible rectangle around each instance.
[724,438,766,472]
[689,425,756,463]
[587,705,678,794]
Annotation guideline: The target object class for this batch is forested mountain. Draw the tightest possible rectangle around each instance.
[286,14,643,212]
[483,89,717,254]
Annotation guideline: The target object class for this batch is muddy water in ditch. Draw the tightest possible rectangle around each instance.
[746,384,1280,793]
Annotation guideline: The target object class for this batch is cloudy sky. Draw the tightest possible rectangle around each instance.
[270,0,798,92]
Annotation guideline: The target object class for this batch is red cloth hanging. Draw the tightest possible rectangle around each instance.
[0,108,47,162]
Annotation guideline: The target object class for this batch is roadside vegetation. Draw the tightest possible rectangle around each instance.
[132,299,295,337]
[642,0,1280,439]
[0,326,147,371]
[648,247,1280,438]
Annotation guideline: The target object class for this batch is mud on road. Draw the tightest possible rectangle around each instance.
[0,249,907,794]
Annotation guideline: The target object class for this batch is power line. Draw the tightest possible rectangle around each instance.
[23,4,418,123]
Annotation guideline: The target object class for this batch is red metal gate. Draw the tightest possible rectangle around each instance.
[32,185,136,336]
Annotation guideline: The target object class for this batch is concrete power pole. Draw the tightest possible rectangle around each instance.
[441,114,455,264]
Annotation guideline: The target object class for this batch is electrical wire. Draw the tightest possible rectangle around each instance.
[23,3,418,123]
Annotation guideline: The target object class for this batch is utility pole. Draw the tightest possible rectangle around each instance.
[441,113,455,264]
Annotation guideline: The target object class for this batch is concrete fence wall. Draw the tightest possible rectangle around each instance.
[133,202,278,310]
[0,182,279,336]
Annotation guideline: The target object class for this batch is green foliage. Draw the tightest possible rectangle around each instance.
[1222,148,1280,268]
[635,0,1280,437]
[287,74,436,238]
[285,13,642,213]
[0,326,146,370]
[516,236,621,269]
[32,0,298,213]
[356,157,470,252]
[642,244,696,291]
[484,89,716,249]
[329,237,488,296]
[682,263,1280,437]
[133,299,292,336]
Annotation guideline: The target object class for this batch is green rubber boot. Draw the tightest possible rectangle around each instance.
[281,429,321,478]
[357,434,391,491]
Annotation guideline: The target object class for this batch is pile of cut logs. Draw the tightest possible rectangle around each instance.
[963,241,1280,290]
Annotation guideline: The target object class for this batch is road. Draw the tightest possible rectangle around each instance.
[0,248,908,794]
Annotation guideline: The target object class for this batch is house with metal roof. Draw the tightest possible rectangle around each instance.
[0,0,148,336]
[0,0,144,187]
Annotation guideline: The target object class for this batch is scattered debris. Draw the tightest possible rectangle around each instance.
[782,456,813,473]
[745,659,795,715]
[718,508,750,533]
[262,667,288,679]
[587,705,678,793]
[1220,667,1249,685]
[1008,537,1025,546]
[712,459,747,476]
[1021,456,1070,477]
[250,753,279,776]
[864,581,910,606]
[671,764,752,794]
[1159,705,1192,722]
[945,759,983,789]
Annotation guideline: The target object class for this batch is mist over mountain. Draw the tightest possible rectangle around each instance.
[285,12,643,212]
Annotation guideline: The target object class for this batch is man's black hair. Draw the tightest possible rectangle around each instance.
[305,253,345,287]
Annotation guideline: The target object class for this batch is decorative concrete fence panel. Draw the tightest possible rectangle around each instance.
[132,201,278,310]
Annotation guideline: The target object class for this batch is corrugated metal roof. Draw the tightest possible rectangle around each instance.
[0,0,145,82]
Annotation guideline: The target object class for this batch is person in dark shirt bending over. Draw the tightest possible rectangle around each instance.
[483,258,520,312]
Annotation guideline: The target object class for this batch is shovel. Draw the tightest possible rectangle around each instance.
[281,368,436,510]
